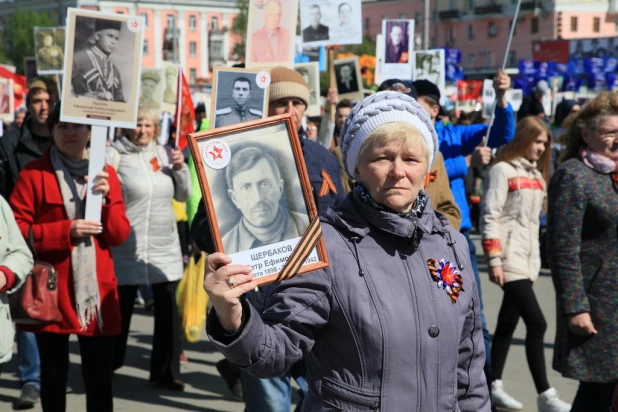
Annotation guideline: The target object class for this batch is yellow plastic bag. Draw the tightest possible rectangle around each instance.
[177,252,209,343]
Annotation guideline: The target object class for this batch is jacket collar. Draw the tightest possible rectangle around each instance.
[509,156,537,171]
[322,191,449,240]
[15,120,48,158]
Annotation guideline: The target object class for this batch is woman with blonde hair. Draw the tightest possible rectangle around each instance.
[481,116,571,411]
[106,108,191,390]
[548,92,618,412]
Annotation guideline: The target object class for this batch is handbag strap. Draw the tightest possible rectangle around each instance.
[27,226,39,262]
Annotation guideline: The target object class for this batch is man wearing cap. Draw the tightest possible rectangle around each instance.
[0,79,53,409]
[191,66,345,412]
[214,77,263,128]
[164,65,178,104]
[37,31,64,72]
[140,71,161,109]
[71,19,124,102]
[413,72,515,396]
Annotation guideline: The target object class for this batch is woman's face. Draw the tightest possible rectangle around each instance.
[355,139,428,213]
[525,131,548,162]
[133,118,155,146]
[582,115,618,161]
[53,122,90,159]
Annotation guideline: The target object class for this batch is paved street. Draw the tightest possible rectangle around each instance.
[0,235,578,411]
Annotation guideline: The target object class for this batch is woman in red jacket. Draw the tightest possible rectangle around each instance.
[9,102,130,412]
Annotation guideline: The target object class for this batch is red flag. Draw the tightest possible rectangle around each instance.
[173,69,195,151]
[0,67,27,110]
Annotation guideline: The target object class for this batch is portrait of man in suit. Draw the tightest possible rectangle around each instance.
[335,62,359,94]
[302,4,329,43]
[250,0,291,64]
[385,21,409,64]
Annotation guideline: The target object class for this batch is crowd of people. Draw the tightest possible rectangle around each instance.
[0,61,616,412]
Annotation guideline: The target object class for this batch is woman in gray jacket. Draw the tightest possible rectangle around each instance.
[204,92,489,411]
[106,108,191,390]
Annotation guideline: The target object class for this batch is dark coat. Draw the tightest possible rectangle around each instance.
[303,24,329,42]
[207,194,489,411]
[547,158,618,382]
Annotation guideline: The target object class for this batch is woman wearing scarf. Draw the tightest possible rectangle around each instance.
[548,92,618,412]
[203,92,490,411]
[9,102,131,412]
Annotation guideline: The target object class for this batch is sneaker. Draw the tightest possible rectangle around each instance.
[537,387,571,412]
[14,383,39,410]
[491,380,523,410]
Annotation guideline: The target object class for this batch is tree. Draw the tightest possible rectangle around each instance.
[231,0,249,61]
[0,8,54,74]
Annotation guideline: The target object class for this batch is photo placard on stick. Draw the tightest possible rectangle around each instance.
[412,49,446,94]
[139,68,165,116]
[333,56,364,101]
[0,78,14,122]
[300,0,362,47]
[481,79,495,119]
[210,67,270,129]
[187,114,329,286]
[34,27,66,75]
[245,0,298,68]
[294,62,320,116]
[60,8,145,128]
[23,57,38,85]
[381,19,414,81]
[161,62,179,115]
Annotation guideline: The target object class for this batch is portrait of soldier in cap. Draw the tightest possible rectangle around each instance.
[140,69,162,110]
[214,75,264,128]
[35,29,65,73]
[71,18,125,102]
[164,64,178,104]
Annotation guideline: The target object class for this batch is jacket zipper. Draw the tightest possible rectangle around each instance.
[321,381,380,411]
[139,151,154,284]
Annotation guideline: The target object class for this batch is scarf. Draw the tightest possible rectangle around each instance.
[579,146,618,191]
[50,145,102,331]
[353,182,428,219]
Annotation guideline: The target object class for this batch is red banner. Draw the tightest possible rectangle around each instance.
[173,70,195,151]
[532,40,569,64]
[0,67,27,110]
[457,80,483,102]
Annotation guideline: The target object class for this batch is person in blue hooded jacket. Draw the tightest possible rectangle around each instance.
[413,70,515,397]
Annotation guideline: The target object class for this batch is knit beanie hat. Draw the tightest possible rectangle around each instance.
[269,67,311,107]
[340,91,439,178]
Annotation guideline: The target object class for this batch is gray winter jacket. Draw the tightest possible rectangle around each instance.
[207,192,489,412]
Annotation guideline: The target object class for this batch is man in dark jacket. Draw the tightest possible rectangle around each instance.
[191,67,345,412]
[0,80,51,409]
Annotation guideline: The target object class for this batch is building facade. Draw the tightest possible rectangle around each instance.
[0,0,241,84]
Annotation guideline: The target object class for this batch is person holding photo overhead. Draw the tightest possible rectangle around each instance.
[251,0,290,64]
[302,4,329,42]
[222,147,309,255]
[386,22,409,64]
[215,77,263,128]
[71,19,124,102]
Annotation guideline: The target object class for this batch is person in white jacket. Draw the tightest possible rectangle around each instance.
[0,195,33,370]
[105,108,191,391]
[480,116,570,412]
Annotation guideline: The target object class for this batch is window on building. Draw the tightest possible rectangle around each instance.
[531,17,539,33]
[468,24,474,40]
[211,17,219,30]
[190,68,197,84]
[140,12,148,26]
[189,15,197,30]
[593,17,600,33]
[414,12,421,24]
[467,53,476,67]
[116,10,124,14]
[167,14,176,28]
[509,19,517,35]
[364,17,370,33]
[449,0,455,8]
[464,0,475,11]
[570,16,577,32]
[189,41,197,56]
[508,50,517,66]
[399,13,406,18]
[143,39,149,55]
[448,26,454,43]
[212,40,223,56]
[486,53,494,67]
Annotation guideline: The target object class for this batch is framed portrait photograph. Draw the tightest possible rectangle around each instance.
[187,114,329,286]
[294,62,320,116]
[381,19,414,80]
[34,27,65,75]
[333,56,364,101]
[0,78,14,122]
[210,67,270,129]
[60,8,145,128]
[300,0,362,47]
[412,49,446,94]
[161,62,179,115]
[245,0,299,68]
[139,68,165,115]
[23,57,38,85]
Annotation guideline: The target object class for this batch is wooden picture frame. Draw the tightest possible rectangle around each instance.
[210,67,270,129]
[188,114,329,286]
[333,56,364,101]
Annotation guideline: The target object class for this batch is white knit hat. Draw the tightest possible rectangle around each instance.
[340,91,439,178]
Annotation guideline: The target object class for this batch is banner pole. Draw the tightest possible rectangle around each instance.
[175,65,183,148]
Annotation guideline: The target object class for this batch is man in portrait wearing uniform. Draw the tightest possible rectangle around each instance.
[37,31,64,71]
[71,19,124,102]
[164,65,178,104]
[222,147,308,254]
[140,71,161,109]
[302,4,329,42]
[215,76,262,128]
[250,0,290,64]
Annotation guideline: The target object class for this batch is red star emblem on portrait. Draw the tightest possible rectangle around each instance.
[132,20,139,28]
[209,145,223,161]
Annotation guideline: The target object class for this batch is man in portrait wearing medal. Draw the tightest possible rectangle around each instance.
[250,0,290,64]
[71,19,125,102]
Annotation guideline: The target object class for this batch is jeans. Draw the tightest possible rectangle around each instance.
[461,230,492,385]
[16,329,40,389]
[242,361,308,412]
